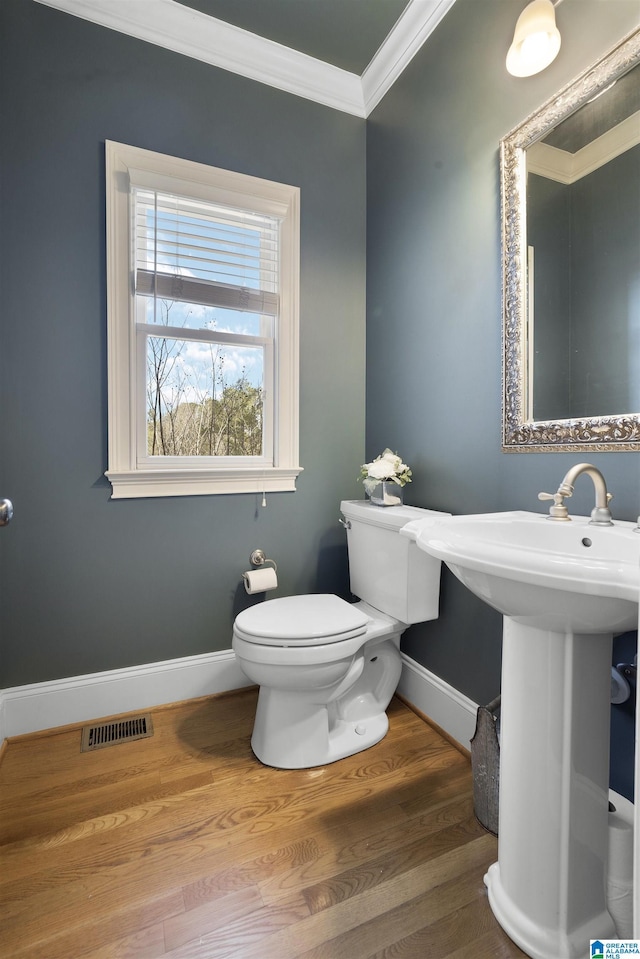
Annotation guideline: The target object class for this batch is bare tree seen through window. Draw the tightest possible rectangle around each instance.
[146,300,264,457]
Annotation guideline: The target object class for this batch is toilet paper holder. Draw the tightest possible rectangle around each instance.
[249,548,278,572]
[243,549,279,595]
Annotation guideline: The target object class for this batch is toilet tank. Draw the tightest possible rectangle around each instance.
[340,500,450,624]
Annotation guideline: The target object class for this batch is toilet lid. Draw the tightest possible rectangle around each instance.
[234,594,369,646]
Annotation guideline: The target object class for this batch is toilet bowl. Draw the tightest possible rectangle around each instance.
[232,500,449,769]
[234,595,403,768]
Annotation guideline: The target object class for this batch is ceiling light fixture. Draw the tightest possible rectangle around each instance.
[506,0,561,78]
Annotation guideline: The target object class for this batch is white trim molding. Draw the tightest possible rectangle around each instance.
[106,466,302,500]
[33,0,457,118]
[0,650,477,750]
[397,653,479,751]
[362,0,457,115]
[0,650,252,741]
[527,110,640,184]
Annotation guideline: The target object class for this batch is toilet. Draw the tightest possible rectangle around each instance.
[232,499,449,768]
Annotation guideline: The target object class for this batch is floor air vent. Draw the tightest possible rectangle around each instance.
[81,714,154,752]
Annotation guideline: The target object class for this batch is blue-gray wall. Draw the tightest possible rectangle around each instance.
[0,0,365,686]
[528,173,572,420]
[366,0,640,706]
[572,145,640,416]
[1,0,639,722]
[529,145,640,421]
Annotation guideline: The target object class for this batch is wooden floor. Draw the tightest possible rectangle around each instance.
[0,690,527,959]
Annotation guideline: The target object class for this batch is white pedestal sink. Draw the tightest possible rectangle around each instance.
[405,510,640,959]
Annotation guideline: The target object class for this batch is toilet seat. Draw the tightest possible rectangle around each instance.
[233,593,369,647]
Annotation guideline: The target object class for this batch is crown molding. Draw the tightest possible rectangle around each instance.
[362,0,457,115]
[34,0,456,117]
[527,110,640,183]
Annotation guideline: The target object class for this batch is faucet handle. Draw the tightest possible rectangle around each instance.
[538,491,570,521]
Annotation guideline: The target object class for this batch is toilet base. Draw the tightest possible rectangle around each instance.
[251,684,390,768]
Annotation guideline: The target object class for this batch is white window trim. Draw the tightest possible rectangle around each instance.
[105,141,301,498]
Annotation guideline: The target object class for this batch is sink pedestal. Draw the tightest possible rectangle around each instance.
[484,619,617,958]
[408,509,640,955]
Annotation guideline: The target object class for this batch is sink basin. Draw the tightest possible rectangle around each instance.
[409,509,640,633]
[406,508,640,957]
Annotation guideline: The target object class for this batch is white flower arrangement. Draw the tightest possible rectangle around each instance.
[359,448,412,496]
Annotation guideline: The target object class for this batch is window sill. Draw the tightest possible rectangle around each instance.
[106,466,303,499]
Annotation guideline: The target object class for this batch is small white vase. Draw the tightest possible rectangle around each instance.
[368,482,404,507]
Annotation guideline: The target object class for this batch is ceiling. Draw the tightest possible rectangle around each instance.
[544,62,640,152]
[174,0,411,74]
[34,0,458,117]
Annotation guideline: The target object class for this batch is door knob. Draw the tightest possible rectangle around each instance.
[0,498,13,526]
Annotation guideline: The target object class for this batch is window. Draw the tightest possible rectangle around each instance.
[105,141,301,498]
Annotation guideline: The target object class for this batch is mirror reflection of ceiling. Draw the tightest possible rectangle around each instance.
[528,62,640,184]
[174,0,411,74]
[544,64,640,152]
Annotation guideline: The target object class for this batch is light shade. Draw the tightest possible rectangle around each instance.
[506,0,561,77]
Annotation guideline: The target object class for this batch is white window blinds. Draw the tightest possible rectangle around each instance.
[133,189,280,316]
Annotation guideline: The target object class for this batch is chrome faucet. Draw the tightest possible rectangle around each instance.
[538,463,614,526]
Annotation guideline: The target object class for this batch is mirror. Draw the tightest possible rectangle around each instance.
[501,27,640,451]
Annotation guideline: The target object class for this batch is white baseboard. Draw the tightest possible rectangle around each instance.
[0,650,252,741]
[398,653,479,750]
[0,650,478,750]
